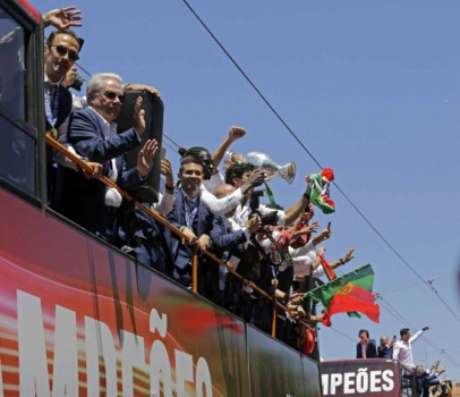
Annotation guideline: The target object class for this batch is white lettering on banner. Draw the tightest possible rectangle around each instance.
[322,368,396,396]
[84,317,117,397]
[321,374,330,395]
[195,357,213,397]
[356,368,369,393]
[330,373,343,395]
[382,370,395,392]
[150,340,173,397]
[51,306,79,397]
[17,290,50,397]
[122,331,148,397]
[370,371,382,392]
[16,290,215,396]
[149,308,173,397]
[344,372,356,394]
[150,308,168,338]
[175,350,194,397]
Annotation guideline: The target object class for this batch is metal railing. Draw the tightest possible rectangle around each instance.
[46,134,314,340]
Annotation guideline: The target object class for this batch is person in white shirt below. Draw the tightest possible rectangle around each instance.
[393,327,437,397]
[393,327,429,372]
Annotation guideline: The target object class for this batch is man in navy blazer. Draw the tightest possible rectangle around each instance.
[43,30,83,206]
[62,72,148,238]
[166,156,257,301]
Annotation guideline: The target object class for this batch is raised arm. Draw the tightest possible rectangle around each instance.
[43,7,82,29]
[312,222,332,246]
[410,327,429,344]
[211,126,246,172]
[329,248,355,270]
[281,180,311,225]
[68,102,144,162]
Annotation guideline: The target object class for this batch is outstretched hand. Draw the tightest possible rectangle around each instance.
[344,248,355,263]
[160,159,174,188]
[319,222,332,240]
[43,7,82,29]
[137,139,158,177]
[241,169,265,195]
[124,83,160,97]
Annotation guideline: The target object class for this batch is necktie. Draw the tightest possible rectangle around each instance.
[45,84,59,127]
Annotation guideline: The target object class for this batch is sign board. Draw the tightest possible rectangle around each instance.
[321,359,401,397]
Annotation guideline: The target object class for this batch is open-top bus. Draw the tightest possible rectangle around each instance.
[0,0,322,395]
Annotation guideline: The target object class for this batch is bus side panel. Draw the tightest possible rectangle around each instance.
[0,188,253,396]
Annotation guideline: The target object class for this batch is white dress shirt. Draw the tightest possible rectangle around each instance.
[200,184,243,216]
[392,330,424,371]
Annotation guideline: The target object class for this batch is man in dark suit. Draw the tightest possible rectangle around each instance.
[356,329,378,359]
[62,72,148,238]
[43,30,84,207]
[166,157,257,301]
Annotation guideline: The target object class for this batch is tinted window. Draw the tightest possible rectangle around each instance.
[0,115,35,195]
[0,5,36,196]
[0,9,26,121]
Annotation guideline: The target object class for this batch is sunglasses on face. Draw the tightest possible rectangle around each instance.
[52,45,80,62]
[103,90,124,101]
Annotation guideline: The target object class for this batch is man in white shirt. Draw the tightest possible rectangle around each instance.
[225,162,310,228]
[393,327,429,372]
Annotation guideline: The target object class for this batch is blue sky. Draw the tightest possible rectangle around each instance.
[36,0,460,378]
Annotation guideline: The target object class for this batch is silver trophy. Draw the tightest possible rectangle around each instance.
[246,151,296,184]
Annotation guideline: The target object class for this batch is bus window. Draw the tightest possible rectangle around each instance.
[0,115,35,195]
[0,8,26,121]
[0,5,36,196]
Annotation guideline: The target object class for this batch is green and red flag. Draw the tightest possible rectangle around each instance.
[304,264,380,326]
[309,168,336,214]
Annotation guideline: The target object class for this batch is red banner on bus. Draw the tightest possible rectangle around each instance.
[0,188,320,396]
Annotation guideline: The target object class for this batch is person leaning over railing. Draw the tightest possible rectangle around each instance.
[211,183,262,311]
[114,144,174,274]
[42,8,87,207]
[165,156,264,302]
[181,146,265,217]
[60,72,152,239]
[393,327,437,397]
[225,161,310,228]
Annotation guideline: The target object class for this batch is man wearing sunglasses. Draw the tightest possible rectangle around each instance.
[62,73,147,240]
[44,29,84,209]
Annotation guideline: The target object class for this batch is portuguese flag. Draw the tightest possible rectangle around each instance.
[304,264,380,326]
[309,169,336,214]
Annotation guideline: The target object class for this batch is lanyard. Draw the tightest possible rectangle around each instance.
[184,195,199,229]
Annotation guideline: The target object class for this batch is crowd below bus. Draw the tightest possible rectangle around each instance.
[356,328,449,397]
